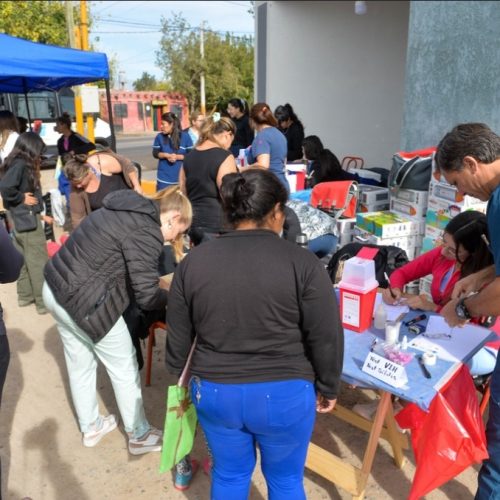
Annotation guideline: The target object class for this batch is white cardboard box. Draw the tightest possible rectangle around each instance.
[355,211,413,238]
[358,200,390,213]
[390,198,427,218]
[358,185,390,205]
[391,188,429,206]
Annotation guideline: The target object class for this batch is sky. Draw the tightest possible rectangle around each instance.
[90,0,255,88]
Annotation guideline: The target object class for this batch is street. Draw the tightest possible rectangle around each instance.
[115,132,157,173]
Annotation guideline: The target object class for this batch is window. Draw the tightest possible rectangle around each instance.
[137,102,144,120]
[114,103,128,118]
[11,91,57,120]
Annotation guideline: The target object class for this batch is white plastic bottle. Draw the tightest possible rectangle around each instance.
[373,303,387,330]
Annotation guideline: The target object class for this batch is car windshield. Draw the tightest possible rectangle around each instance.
[11,91,57,121]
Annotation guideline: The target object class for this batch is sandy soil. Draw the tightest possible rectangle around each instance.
[0,169,483,499]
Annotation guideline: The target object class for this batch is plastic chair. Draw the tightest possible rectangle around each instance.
[310,181,359,219]
[145,321,167,386]
[341,156,365,171]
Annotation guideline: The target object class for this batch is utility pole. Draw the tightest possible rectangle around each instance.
[65,1,84,135]
[80,0,95,143]
[200,20,206,115]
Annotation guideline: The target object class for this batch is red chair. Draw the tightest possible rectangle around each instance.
[477,376,491,416]
[341,156,364,171]
[145,321,167,386]
[310,180,359,219]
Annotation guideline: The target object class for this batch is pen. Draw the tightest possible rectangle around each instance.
[418,355,432,379]
[404,314,427,327]
[384,272,396,299]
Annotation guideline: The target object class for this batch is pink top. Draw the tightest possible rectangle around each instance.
[390,246,459,311]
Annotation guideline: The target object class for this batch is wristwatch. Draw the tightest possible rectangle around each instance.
[455,297,472,320]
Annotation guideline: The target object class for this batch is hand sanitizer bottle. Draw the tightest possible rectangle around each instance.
[373,303,387,330]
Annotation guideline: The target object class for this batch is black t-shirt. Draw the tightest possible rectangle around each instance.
[165,229,344,399]
[281,121,304,162]
[183,147,232,231]
[232,114,253,151]
[87,173,129,211]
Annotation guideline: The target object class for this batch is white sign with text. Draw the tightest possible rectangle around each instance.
[362,351,408,388]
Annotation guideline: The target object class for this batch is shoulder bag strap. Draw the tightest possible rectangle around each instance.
[177,336,197,388]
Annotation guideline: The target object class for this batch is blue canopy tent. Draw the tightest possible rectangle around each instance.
[0,33,116,149]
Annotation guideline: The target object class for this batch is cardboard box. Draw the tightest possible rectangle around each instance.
[391,188,429,206]
[338,231,354,248]
[390,197,427,218]
[426,197,487,230]
[355,211,413,238]
[358,201,390,213]
[358,185,389,205]
[354,227,422,250]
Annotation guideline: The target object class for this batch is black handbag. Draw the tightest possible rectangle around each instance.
[10,204,38,233]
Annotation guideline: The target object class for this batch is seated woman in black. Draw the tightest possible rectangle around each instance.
[309,149,358,187]
[274,103,305,162]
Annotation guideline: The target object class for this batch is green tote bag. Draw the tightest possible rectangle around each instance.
[159,338,198,473]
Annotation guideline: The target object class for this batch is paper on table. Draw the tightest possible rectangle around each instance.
[408,315,492,363]
[373,294,409,322]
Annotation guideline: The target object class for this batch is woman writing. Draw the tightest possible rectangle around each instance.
[226,98,253,157]
[166,169,344,499]
[63,150,142,228]
[152,112,192,191]
[0,132,52,315]
[382,211,497,376]
[43,187,192,455]
[179,114,237,245]
[244,103,290,192]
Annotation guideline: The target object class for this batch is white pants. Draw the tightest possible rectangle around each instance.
[43,282,150,437]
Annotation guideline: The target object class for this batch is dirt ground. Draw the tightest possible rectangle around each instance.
[0,169,484,499]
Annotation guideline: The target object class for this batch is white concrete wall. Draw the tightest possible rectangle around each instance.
[256,1,409,168]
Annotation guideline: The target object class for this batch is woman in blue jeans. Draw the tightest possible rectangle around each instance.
[166,169,344,499]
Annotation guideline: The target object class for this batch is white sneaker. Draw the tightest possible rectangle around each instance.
[128,426,163,456]
[83,414,118,447]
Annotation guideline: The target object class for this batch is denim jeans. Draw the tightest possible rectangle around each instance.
[308,234,338,259]
[191,378,316,500]
[43,282,150,438]
[476,354,500,499]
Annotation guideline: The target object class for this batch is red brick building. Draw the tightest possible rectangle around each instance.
[99,90,190,134]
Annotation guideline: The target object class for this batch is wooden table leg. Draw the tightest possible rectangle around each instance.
[383,396,407,469]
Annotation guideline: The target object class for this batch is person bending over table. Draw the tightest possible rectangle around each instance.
[382,210,497,377]
[166,169,344,500]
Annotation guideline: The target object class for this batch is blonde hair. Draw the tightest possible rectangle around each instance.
[63,154,90,182]
[198,115,236,148]
[149,185,193,262]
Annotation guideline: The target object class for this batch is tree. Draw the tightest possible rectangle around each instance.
[156,13,254,112]
[133,72,156,91]
[0,1,68,45]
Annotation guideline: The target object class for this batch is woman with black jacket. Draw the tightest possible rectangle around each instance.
[0,132,52,314]
[43,187,192,455]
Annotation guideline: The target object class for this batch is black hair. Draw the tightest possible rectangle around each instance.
[444,210,492,276]
[274,103,303,128]
[313,149,343,183]
[436,123,500,173]
[0,132,45,190]
[161,112,181,150]
[56,112,72,129]
[302,135,324,161]
[228,98,248,115]
[221,169,288,227]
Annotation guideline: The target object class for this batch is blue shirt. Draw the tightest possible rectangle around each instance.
[153,131,193,185]
[248,127,289,191]
[487,183,500,276]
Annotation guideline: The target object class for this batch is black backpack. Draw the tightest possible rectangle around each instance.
[327,242,409,287]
